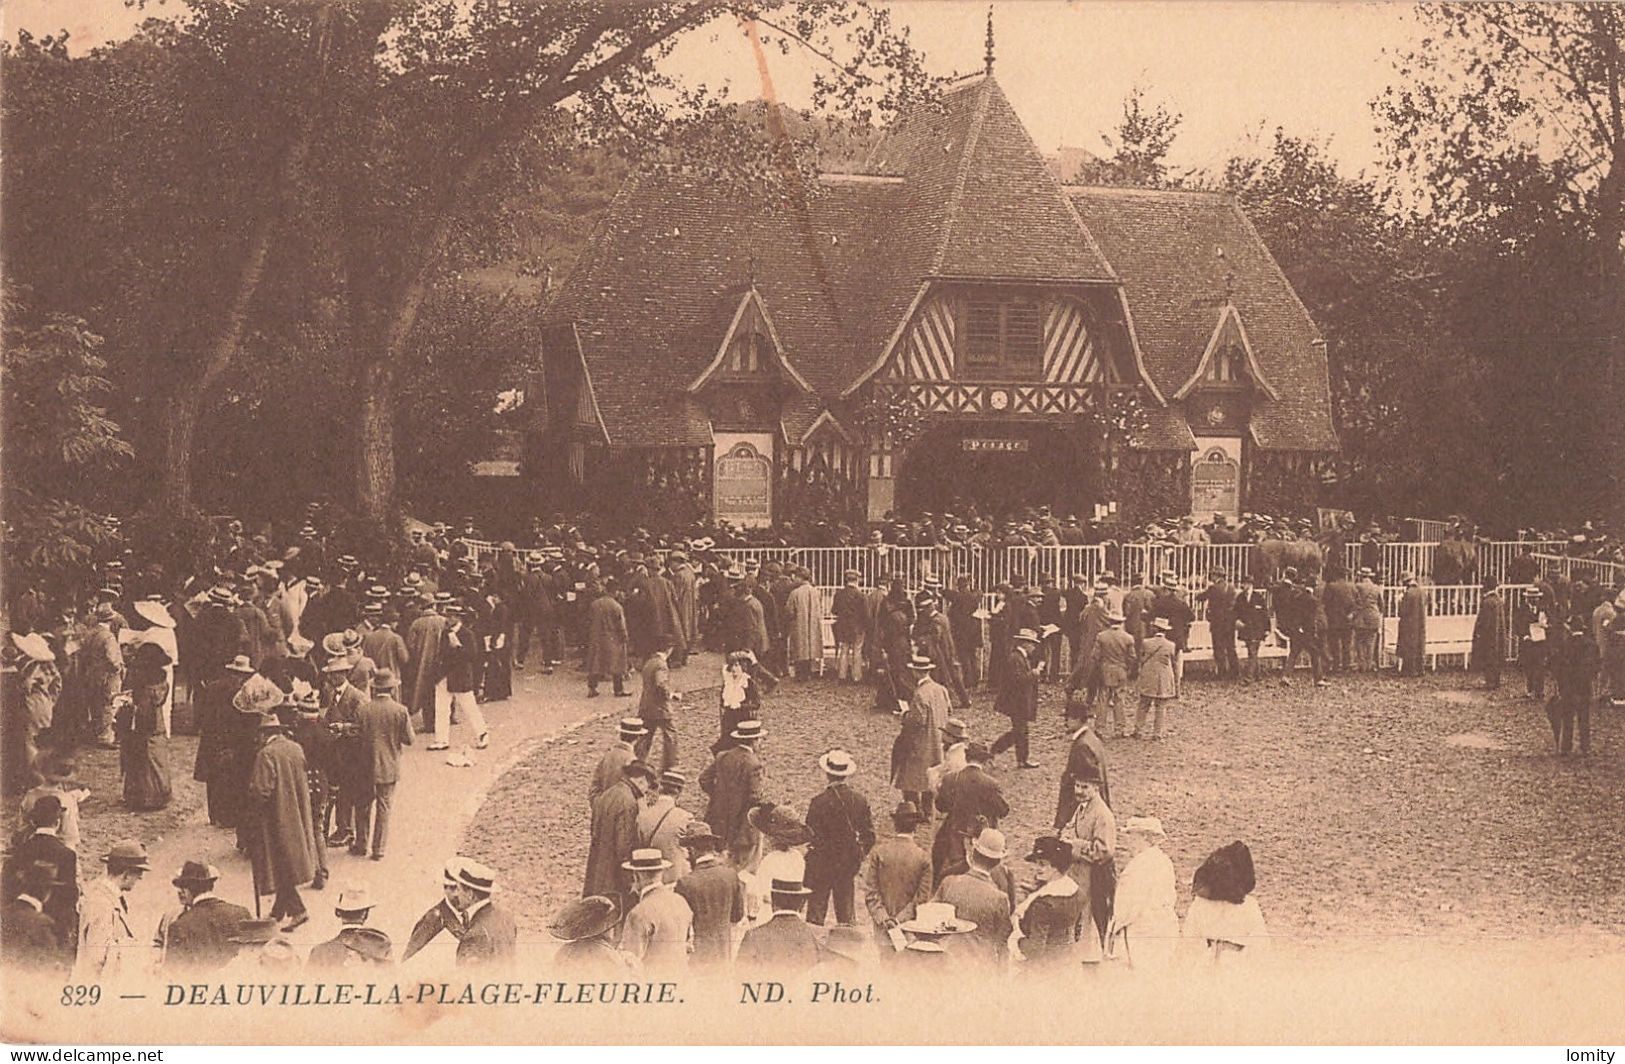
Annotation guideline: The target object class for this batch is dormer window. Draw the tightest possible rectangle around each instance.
[1204,343,1249,386]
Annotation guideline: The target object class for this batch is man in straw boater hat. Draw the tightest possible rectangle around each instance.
[805,749,876,930]
[931,827,1013,968]
[861,799,932,955]
[158,860,251,971]
[635,769,694,884]
[74,839,149,978]
[319,649,369,851]
[246,711,318,933]
[81,600,124,748]
[585,759,657,904]
[991,627,1042,769]
[549,895,634,974]
[619,848,693,972]
[434,602,489,752]
[674,821,744,966]
[307,885,380,968]
[891,654,943,813]
[403,857,517,967]
[736,870,820,972]
[352,668,413,861]
[699,719,766,855]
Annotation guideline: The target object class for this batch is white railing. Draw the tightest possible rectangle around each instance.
[1530,552,1625,588]
[1407,518,1453,543]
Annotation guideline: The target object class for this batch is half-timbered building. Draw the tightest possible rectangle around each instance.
[533,72,1337,528]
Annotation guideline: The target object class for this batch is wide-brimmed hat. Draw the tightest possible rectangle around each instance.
[899,902,975,935]
[232,674,284,716]
[891,800,925,829]
[320,632,349,658]
[341,628,363,650]
[171,861,219,890]
[103,839,151,872]
[972,828,1007,861]
[748,804,810,846]
[321,657,354,674]
[616,717,650,740]
[940,718,969,743]
[1012,628,1041,644]
[10,632,54,663]
[622,848,672,874]
[549,896,622,941]
[334,886,374,914]
[730,719,765,741]
[1122,815,1166,838]
[228,918,280,945]
[906,653,935,671]
[286,634,314,657]
[818,749,857,778]
[337,926,392,963]
[133,599,177,629]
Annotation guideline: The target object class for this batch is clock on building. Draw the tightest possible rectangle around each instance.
[1206,405,1225,426]
[989,389,1010,411]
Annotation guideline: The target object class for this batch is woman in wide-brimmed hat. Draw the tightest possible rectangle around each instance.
[1182,840,1269,965]
[116,644,173,811]
[550,895,634,974]
[743,802,809,929]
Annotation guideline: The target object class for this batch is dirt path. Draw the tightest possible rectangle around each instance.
[111,652,718,970]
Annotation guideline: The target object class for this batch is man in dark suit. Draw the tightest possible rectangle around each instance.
[2,860,66,973]
[861,801,932,948]
[1199,569,1240,680]
[354,669,413,860]
[699,720,765,855]
[161,861,252,971]
[932,742,1010,884]
[3,796,77,965]
[991,629,1041,769]
[737,875,820,972]
[635,643,681,773]
[674,822,744,965]
[803,750,876,929]
[1054,715,1111,830]
[448,859,516,967]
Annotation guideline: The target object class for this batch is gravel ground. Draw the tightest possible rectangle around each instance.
[464,667,1625,954]
[46,732,208,873]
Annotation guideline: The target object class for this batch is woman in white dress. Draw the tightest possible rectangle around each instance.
[738,803,810,929]
[1107,815,1180,972]
[1182,840,1269,966]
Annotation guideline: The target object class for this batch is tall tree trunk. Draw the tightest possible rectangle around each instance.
[356,356,396,523]
[160,395,201,514]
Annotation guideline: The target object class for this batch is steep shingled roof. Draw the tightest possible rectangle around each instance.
[543,77,1336,453]
[1067,185,1338,451]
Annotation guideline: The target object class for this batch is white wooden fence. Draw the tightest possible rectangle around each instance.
[1531,552,1625,589]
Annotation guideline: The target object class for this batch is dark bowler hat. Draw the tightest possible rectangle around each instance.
[1025,835,1075,867]
[549,896,621,942]
[338,927,393,963]
[103,839,151,872]
[228,918,280,945]
[964,741,993,764]
[891,800,925,829]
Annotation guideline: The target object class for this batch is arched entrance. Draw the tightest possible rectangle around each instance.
[897,421,1099,518]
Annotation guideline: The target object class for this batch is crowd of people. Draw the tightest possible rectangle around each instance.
[1,502,1619,979]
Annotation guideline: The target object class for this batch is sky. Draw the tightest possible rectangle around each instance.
[4,0,1421,178]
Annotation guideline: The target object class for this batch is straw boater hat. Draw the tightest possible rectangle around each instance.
[899,901,975,935]
[1122,816,1166,838]
[208,585,235,606]
[1106,610,1126,625]
[450,859,496,895]
[818,749,857,778]
[730,719,766,742]
[659,769,687,791]
[767,875,811,897]
[550,896,622,942]
[616,717,650,740]
[622,848,672,875]
[171,861,219,890]
[906,653,935,672]
[1012,628,1041,644]
[1150,616,1173,633]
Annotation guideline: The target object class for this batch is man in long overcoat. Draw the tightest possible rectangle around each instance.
[699,722,765,853]
[1397,575,1428,676]
[665,554,698,668]
[403,596,446,733]
[932,743,1009,884]
[247,716,318,931]
[913,592,969,709]
[585,759,653,905]
[991,630,1041,768]
[1473,578,1505,689]
[784,573,824,680]
[803,750,876,928]
[586,583,629,697]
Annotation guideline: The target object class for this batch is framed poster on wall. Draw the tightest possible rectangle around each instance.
[1191,436,1242,519]
[712,432,774,527]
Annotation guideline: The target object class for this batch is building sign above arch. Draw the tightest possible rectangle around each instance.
[1191,436,1242,518]
[713,433,774,527]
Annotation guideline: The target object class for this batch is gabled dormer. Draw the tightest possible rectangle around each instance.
[1175,303,1279,435]
[688,286,812,393]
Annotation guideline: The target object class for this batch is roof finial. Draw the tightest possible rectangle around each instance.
[984,6,995,76]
